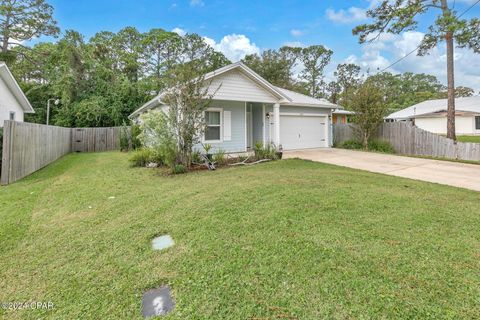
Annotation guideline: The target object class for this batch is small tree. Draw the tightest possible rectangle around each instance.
[162,61,218,167]
[0,0,59,60]
[353,0,480,141]
[348,82,389,150]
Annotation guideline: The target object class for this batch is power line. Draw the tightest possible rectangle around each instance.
[375,0,480,74]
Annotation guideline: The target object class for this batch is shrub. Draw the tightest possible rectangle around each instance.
[254,142,278,160]
[130,124,142,149]
[338,139,395,154]
[172,164,187,174]
[202,143,212,154]
[140,110,179,171]
[120,121,130,151]
[369,139,395,153]
[192,150,202,164]
[340,139,363,150]
[213,149,227,165]
[129,148,154,167]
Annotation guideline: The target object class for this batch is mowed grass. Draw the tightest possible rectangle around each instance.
[457,135,480,143]
[0,152,479,319]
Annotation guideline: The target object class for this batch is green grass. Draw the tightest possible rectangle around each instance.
[457,135,480,143]
[1,152,479,319]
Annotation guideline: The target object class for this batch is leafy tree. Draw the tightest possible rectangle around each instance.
[326,80,341,104]
[367,71,448,113]
[243,47,301,89]
[299,45,333,98]
[353,0,480,140]
[335,63,361,105]
[162,62,218,167]
[454,86,475,97]
[11,25,230,128]
[0,0,59,61]
[141,29,182,92]
[328,63,362,106]
[348,81,389,150]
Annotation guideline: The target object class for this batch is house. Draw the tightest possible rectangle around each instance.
[332,108,354,124]
[386,96,480,135]
[130,62,338,152]
[0,62,34,127]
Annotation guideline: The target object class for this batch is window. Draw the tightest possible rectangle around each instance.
[476,116,480,130]
[9,111,15,120]
[205,110,221,141]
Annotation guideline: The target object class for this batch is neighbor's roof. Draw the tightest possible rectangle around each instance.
[0,62,34,113]
[386,96,480,120]
[129,62,338,118]
[333,108,355,115]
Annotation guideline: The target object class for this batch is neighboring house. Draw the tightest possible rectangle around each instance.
[386,96,480,135]
[130,62,338,152]
[0,62,34,127]
[332,109,354,124]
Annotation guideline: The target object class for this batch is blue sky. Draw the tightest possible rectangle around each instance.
[44,0,480,90]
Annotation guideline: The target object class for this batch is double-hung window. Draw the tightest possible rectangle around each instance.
[204,110,221,142]
[475,116,480,130]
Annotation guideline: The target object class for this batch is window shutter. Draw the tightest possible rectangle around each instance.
[224,111,231,141]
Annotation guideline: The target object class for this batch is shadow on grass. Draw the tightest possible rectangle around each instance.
[0,154,83,254]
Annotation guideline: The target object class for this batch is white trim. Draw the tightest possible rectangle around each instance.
[273,103,280,147]
[223,110,232,141]
[246,109,253,148]
[202,107,223,143]
[280,112,329,117]
[0,63,34,113]
[244,102,247,151]
[262,104,266,144]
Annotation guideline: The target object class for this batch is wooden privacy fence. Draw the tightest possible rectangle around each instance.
[333,122,480,161]
[1,121,126,185]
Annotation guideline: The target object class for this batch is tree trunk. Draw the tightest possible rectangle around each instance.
[445,32,456,141]
[441,0,456,141]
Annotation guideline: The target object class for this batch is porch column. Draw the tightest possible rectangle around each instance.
[273,103,280,147]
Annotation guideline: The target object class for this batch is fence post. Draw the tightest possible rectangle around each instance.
[1,120,13,185]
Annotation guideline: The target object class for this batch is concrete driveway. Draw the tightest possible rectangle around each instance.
[284,148,480,192]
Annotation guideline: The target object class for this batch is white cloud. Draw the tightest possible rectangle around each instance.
[290,29,304,37]
[344,31,480,92]
[190,0,204,7]
[283,41,304,48]
[203,34,260,61]
[326,7,367,24]
[172,27,186,36]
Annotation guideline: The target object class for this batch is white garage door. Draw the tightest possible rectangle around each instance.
[280,115,327,150]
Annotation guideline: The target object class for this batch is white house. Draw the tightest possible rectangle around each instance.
[386,96,480,136]
[0,62,34,127]
[130,62,338,152]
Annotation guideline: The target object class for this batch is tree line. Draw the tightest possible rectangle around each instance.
[1,0,478,129]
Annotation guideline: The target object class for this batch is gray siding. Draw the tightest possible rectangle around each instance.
[252,103,264,144]
[207,70,278,103]
[195,100,246,153]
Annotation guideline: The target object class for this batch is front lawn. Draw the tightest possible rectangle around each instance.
[457,135,480,143]
[0,152,479,319]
